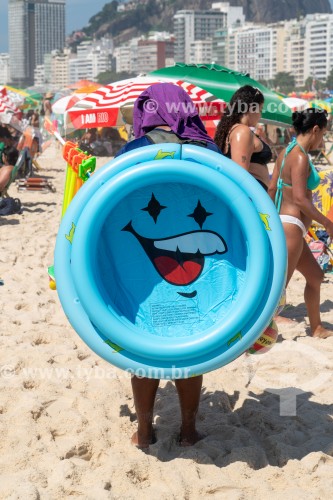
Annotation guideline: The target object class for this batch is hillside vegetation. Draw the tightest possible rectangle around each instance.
[78,0,331,46]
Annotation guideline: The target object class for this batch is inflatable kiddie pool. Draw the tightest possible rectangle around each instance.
[55,144,287,379]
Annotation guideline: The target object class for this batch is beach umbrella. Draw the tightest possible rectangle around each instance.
[0,86,21,122]
[52,94,83,115]
[4,86,40,110]
[25,88,45,101]
[309,99,333,114]
[149,63,293,126]
[300,91,316,100]
[52,88,73,104]
[282,97,309,112]
[74,84,102,94]
[67,79,100,90]
[4,85,28,104]
[65,76,225,130]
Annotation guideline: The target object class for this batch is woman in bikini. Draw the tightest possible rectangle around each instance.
[268,109,333,339]
[214,85,272,191]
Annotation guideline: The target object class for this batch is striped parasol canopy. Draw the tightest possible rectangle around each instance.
[0,86,20,117]
[52,94,83,115]
[65,76,225,130]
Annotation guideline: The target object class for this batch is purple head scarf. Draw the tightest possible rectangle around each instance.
[133,83,216,145]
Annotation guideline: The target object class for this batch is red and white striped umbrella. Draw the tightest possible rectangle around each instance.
[52,94,84,115]
[65,77,225,130]
[0,86,20,117]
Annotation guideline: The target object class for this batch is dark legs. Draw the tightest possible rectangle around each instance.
[131,375,204,448]
[131,376,159,448]
[175,375,204,446]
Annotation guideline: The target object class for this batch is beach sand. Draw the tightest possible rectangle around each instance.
[1,142,333,499]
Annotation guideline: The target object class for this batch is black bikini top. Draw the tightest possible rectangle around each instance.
[224,130,272,166]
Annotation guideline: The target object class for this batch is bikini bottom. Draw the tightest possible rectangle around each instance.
[279,214,307,237]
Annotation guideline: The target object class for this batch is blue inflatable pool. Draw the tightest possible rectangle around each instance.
[55,144,287,378]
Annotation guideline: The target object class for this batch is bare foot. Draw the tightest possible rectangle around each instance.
[312,326,333,339]
[131,428,156,449]
[178,429,206,447]
[274,315,296,326]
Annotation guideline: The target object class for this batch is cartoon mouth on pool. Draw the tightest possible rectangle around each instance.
[122,194,228,293]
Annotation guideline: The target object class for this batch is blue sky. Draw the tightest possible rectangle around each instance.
[0,0,109,52]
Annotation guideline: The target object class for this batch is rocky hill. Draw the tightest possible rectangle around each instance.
[76,0,332,46]
[232,0,331,23]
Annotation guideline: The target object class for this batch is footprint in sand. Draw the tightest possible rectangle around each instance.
[64,444,92,461]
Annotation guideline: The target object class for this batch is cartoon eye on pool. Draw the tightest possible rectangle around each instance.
[122,194,228,288]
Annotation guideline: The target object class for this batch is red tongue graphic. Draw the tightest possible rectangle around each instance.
[154,256,203,285]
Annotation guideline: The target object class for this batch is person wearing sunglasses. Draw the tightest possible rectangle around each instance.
[268,108,333,338]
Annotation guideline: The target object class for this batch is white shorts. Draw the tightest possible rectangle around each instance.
[280,215,307,238]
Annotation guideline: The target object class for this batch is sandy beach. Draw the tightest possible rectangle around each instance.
[1,141,333,499]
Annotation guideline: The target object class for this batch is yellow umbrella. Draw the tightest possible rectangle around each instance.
[5,85,39,108]
[309,100,333,114]
[5,85,30,97]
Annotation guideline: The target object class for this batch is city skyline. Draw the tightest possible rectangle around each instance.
[2,0,333,53]
[0,0,108,53]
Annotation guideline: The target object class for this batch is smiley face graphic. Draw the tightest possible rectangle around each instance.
[99,183,246,333]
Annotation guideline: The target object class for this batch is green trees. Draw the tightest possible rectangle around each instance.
[273,72,296,94]
[97,70,137,85]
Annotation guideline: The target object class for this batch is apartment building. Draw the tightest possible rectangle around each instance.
[189,40,213,65]
[69,38,113,84]
[174,10,227,63]
[283,21,306,87]
[0,54,10,85]
[113,38,139,74]
[304,14,333,83]
[8,0,65,86]
[137,38,174,74]
[227,25,277,81]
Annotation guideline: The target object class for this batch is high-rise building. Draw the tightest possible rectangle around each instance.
[228,25,278,82]
[137,34,174,74]
[190,40,213,65]
[283,21,306,88]
[224,13,333,87]
[8,0,65,86]
[212,2,245,27]
[304,14,333,84]
[212,28,228,66]
[174,10,227,63]
[68,38,113,85]
[0,54,11,85]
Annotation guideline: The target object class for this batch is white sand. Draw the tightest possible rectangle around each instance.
[1,142,333,499]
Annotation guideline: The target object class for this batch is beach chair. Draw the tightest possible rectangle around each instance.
[0,147,32,198]
[312,144,333,165]
[17,126,43,172]
[310,136,333,165]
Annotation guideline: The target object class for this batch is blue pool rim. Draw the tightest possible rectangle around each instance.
[54,144,287,378]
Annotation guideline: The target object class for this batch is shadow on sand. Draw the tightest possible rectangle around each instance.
[120,382,333,468]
